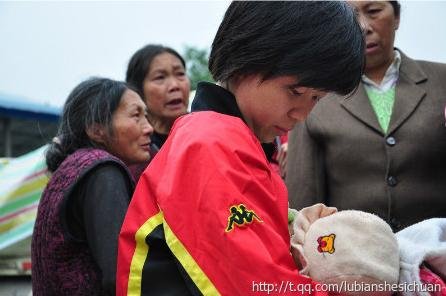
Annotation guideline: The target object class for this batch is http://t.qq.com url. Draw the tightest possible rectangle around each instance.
[251,280,442,294]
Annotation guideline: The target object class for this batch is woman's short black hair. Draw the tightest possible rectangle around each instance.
[46,77,136,172]
[209,1,365,95]
[126,44,186,97]
[389,1,401,18]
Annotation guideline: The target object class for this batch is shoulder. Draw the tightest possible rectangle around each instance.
[149,112,267,172]
[86,162,131,181]
[416,60,446,86]
[69,162,133,200]
[49,148,132,192]
[303,91,346,128]
[414,59,446,72]
[175,111,252,135]
[403,57,446,94]
[62,148,127,172]
[170,112,259,149]
[81,149,133,181]
[70,155,133,193]
[399,51,446,85]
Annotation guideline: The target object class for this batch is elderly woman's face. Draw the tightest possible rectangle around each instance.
[349,1,399,74]
[106,90,153,165]
[232,75,325,143]
[142,52,190,131]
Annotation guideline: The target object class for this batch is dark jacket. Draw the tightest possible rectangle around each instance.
[286,51,446,231]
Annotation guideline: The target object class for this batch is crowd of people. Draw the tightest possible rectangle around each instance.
[30,1,446,295]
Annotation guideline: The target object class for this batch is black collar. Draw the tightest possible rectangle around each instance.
[191,82,244,121]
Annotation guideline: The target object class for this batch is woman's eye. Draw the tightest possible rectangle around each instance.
[290,88,303,96]
[153,75,164,80]
[176,72,186,79]
[368,8,381,14]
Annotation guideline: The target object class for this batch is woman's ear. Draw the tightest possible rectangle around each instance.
[86,124,106,145]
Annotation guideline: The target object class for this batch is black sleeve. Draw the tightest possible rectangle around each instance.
[63,163,132,296]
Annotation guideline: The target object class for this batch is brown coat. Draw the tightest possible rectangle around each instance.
[286,51,446,231]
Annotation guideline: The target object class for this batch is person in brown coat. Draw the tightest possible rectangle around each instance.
[286,1,446,231]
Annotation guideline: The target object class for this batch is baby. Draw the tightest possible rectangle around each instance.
[290,205,446,296]
[290,205,399,295]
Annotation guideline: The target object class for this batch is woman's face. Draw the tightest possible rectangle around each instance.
[232,75,326,143]
[142,52,190,132]
[106,89,153,165]
[349,1,399,74]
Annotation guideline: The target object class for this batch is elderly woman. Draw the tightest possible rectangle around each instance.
[32,78,153,295]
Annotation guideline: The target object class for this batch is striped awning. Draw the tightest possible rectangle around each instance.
[0,145,48,251]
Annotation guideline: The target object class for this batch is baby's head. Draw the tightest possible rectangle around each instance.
[295,210,399,295]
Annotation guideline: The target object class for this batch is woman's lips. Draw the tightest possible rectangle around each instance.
[366,42,379,54]
[275,126,291,136]
[141,142,151,152]
[165,98,184,110]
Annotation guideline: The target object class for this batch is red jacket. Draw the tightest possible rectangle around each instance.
[117,111,326,296]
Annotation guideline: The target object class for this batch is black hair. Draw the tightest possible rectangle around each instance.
[389,1,401,18]
[209,1,365,95]
[46,77,136,172]
[126,44,186,96]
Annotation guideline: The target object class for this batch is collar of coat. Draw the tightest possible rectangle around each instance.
[191,82,245,122]
[190,82,276,160]
[397,48,428,84]
[341,49,428,136]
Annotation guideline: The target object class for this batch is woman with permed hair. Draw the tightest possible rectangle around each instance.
[31,78,153,295]
[117,2,364,295]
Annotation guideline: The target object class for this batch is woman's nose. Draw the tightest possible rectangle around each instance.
[359,15,373,34]
[142,119,154,135]
[167,76,181,91]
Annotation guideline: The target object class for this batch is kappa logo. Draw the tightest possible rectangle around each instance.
[225,204,262,232]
